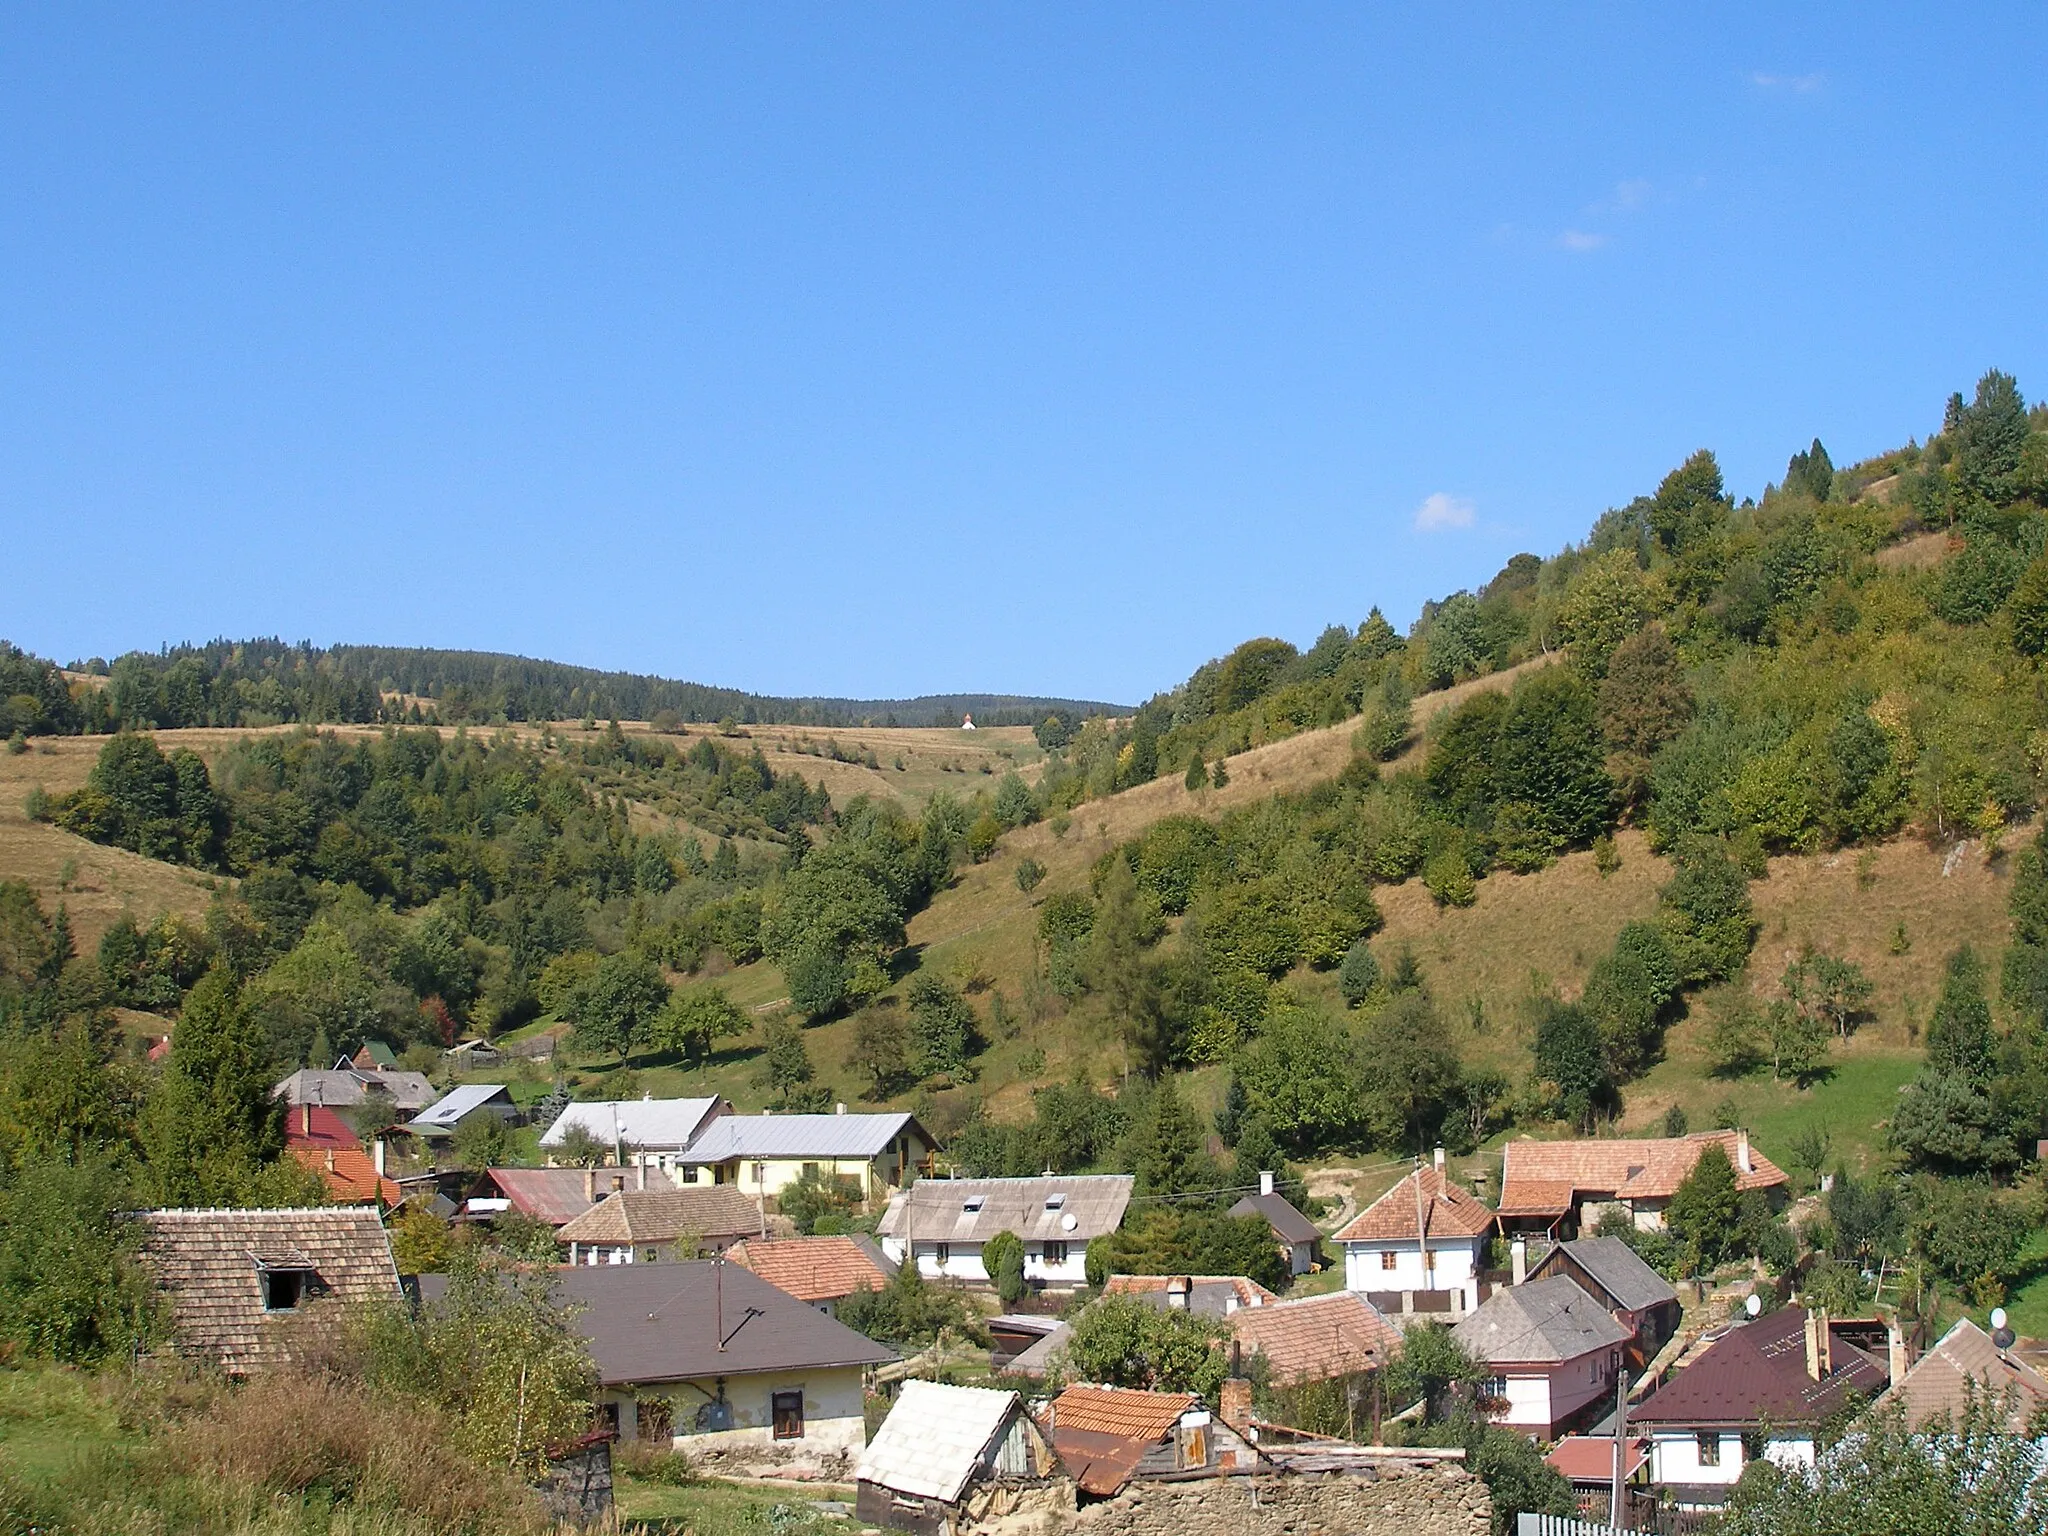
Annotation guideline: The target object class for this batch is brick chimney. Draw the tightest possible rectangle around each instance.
[584,1165,596,1202]
[1219,1378,1253,1435]
[1803,1308,1831,1381]
[324,1148,335,1174]
[302,1102,312,1138]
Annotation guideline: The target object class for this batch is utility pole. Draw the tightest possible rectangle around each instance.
[1411,1158,1429,1291]
[1610,1349,1629,1534]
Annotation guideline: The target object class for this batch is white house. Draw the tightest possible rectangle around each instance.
[876,1174,1133,1289]
[1331,1159,1495,1308]
[539,1096,732,1172]
[1630,1306,1890,1511]
[1451,1275,1631,1436]
[675,1109,935,1205]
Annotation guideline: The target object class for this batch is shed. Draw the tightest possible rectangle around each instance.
[1041,1385,1261,1497]
[857,1380,1066,1534]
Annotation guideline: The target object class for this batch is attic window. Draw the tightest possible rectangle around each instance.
[1044,1194,1067,1211]
[963,1196,986,1213]
[255,1261,315,1312]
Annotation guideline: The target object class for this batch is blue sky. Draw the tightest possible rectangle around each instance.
[4,8,2044,704]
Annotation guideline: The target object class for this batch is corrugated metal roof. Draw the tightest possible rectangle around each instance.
[480,1167,599,1226]
[875,1174,1132,1244]
[678,1111,915,1162]
[539,1097,725,1150]
[857,1380,1021,1503]
[409,1083,513,1128]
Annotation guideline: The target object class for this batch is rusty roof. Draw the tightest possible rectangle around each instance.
[1048,1427,1153,1497]
[1229,1291,1401,1386]
[556,1185,764,1247]
[1333,1166,1497,1243]
[1498,1132,1787,1217]
[1046,1384,1195,1439]
[728,1235,894,1303]
[140,1207,403,1374]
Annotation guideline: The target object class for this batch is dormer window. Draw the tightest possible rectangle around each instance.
[963,1196,986,1213]
[253,1250,317,1312]
[1044,1194,1067,1211]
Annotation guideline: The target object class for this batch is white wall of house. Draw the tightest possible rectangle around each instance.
[884,1239,1090,1287]
[606,1366,869,1453]
[1486,1351,1618,1434]
[1649,1430,1814,1491]
[1342,1235,1483,1294]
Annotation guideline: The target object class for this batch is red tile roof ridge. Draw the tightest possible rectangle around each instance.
[1333,1165,1497,1243]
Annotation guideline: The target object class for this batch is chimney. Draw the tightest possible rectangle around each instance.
[1433,1146,1447,1173]
[1258,1170,1275,1197]
[372,1138,386,1177]
[1888,1321,1909,1386]
[611,1173,626,1194]
[1167,1276,1190,1310]
[1804,1308,1828,1381]
[637,1154,647,1192]
[1736,1129,1752,1175]
[584,1166,596,1202]
[1219,1378,1254,1435]
[1511,1238,1527,1287]
[302,1102,312,1138]
[324,1148,335,1174]
[836,1102,847,1115]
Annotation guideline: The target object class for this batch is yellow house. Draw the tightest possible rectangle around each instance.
[677,1109,937,1210]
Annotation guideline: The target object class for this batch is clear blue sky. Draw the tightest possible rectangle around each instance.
[4,8,2044,704]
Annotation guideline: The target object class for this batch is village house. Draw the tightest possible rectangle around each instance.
[727,1234,897,1315]
[1227,1173,1323,1276]
[539,1095,732,1172]
[1040,1383,1261,1499]
[1879,1317,2048,1429]
[1628,1305,1890,1511]
[1497,1130,1788,1239]
[1103,1272,1278,1317]
[419,1259,897,1451]
[273,1066,436,1114]
[856,1380,1070,1534]
[555,1183,766,1265]
[1332,1157,1495,1312]
[140,1206,403,1374]
[349,1041,397,1072]
[282,1102,402,1205]
[1524,1236,1682,1365]
[405,1082,518,1143]
[676,1108,937,1206]
[1451,1275,1631,1437]
[877,1174,1133,1289]
[1545,1435,1651,1528]
[467,1165,602,1228]
[1228,1290,1403,1389]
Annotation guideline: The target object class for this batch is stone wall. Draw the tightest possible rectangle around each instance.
[1072,1464,1491,1536]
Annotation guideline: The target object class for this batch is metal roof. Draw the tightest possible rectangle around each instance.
[678,1111,918,1163]
[539,1097,726,1150]
[272,1069,436,1111]
[1452,1276,1631,1366]
[876,1174,1133,1245]
[408,1083,514,1129]
[858,1380,1022,1503]
[478,1167,600,1226]
[416,1259,897,1387]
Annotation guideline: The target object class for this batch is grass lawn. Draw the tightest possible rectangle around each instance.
[0,1365,134,1485]
[614,1473,862,1534]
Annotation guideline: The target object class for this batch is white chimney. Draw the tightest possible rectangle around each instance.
[1888,1321,1909,1385]
[637,1153,647,1191]
[1167,1276,1190,1310]
[1511,1238,1527,1287]
[372,1139,386,1177]
[1737,1129,1752,1175]
[1433,1146,1447,1173]
[836,1102,847,1115]
[1258,1170,1275,1197]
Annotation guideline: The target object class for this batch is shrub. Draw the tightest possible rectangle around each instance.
[1423,850,1477,908]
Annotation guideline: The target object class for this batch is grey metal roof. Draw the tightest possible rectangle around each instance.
[857,1380,1022,1503]
[409,1083,514,1129]
[416,1259,897,1387]
[1005,1322,1072,1379]
[1228,1192,1322,1246]
[678,1111,919,1163]
[539,1097,725,1151]
[1545,1237,1680,1314]
[1453,1275,1630,1366]
[876,1174,1133,1245]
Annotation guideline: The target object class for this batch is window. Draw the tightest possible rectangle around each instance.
[1175,1422,1208,1470]
[259,1268,307,1312]
[803,1162,821,1179]
[642,1248,660,1264]
[1380,1251,1398,1272]
[678,1166,699,1184]
[1697,1433,1721,1467]
[1043,1241,1069,1266]
[772,1391,805,1441]
[1480,1376,1507,1402]
[962,1195,985,1213]
[934,1243,951,1265]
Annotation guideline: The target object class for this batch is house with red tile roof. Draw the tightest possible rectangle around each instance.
[282,1102,402,1206]
[1630,1306,1890,1511]
[1497,1131,1787,1239]
[1332,1159,1496,1307]
[727,1235,896,1314]
[1102,1273,1277,1316]
[1228,1290,1401,1387]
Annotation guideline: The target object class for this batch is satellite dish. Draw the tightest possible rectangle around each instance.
[1745,1294,1762,1318]
[1992,1307,2010,1332]
[1061,1213,1078,1232]
[1996,1326,2019,1350]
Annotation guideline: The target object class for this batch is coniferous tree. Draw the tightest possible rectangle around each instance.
[142,967,286,1205]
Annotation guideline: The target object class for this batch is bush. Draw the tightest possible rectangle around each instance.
[1336,938,1380,1007]
[983,1229,1026,1304]
[1423,850,1477,908]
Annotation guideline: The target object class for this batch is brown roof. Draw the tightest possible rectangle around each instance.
[1047,1384,1196,1439]
[1228,1291,1401,1386]
[1226,1192,1322,1246]
[416,1259,897,1387]
[728,1236,894,1303]
[140,1207,403,1374]
[1630,1307,1888,1429]
[1547,1436,1649,1483]
[1333,1166,1496,1243]
[1880,1319,2048,1431]
[1499,1132,1787,1218]
[287,1145,403,1206]
[479,1166,601,1226]
[555,1185,764,1247]
[1103,1274,1278,1312]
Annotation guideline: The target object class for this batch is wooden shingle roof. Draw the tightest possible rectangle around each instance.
[140,1208,402,1374]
